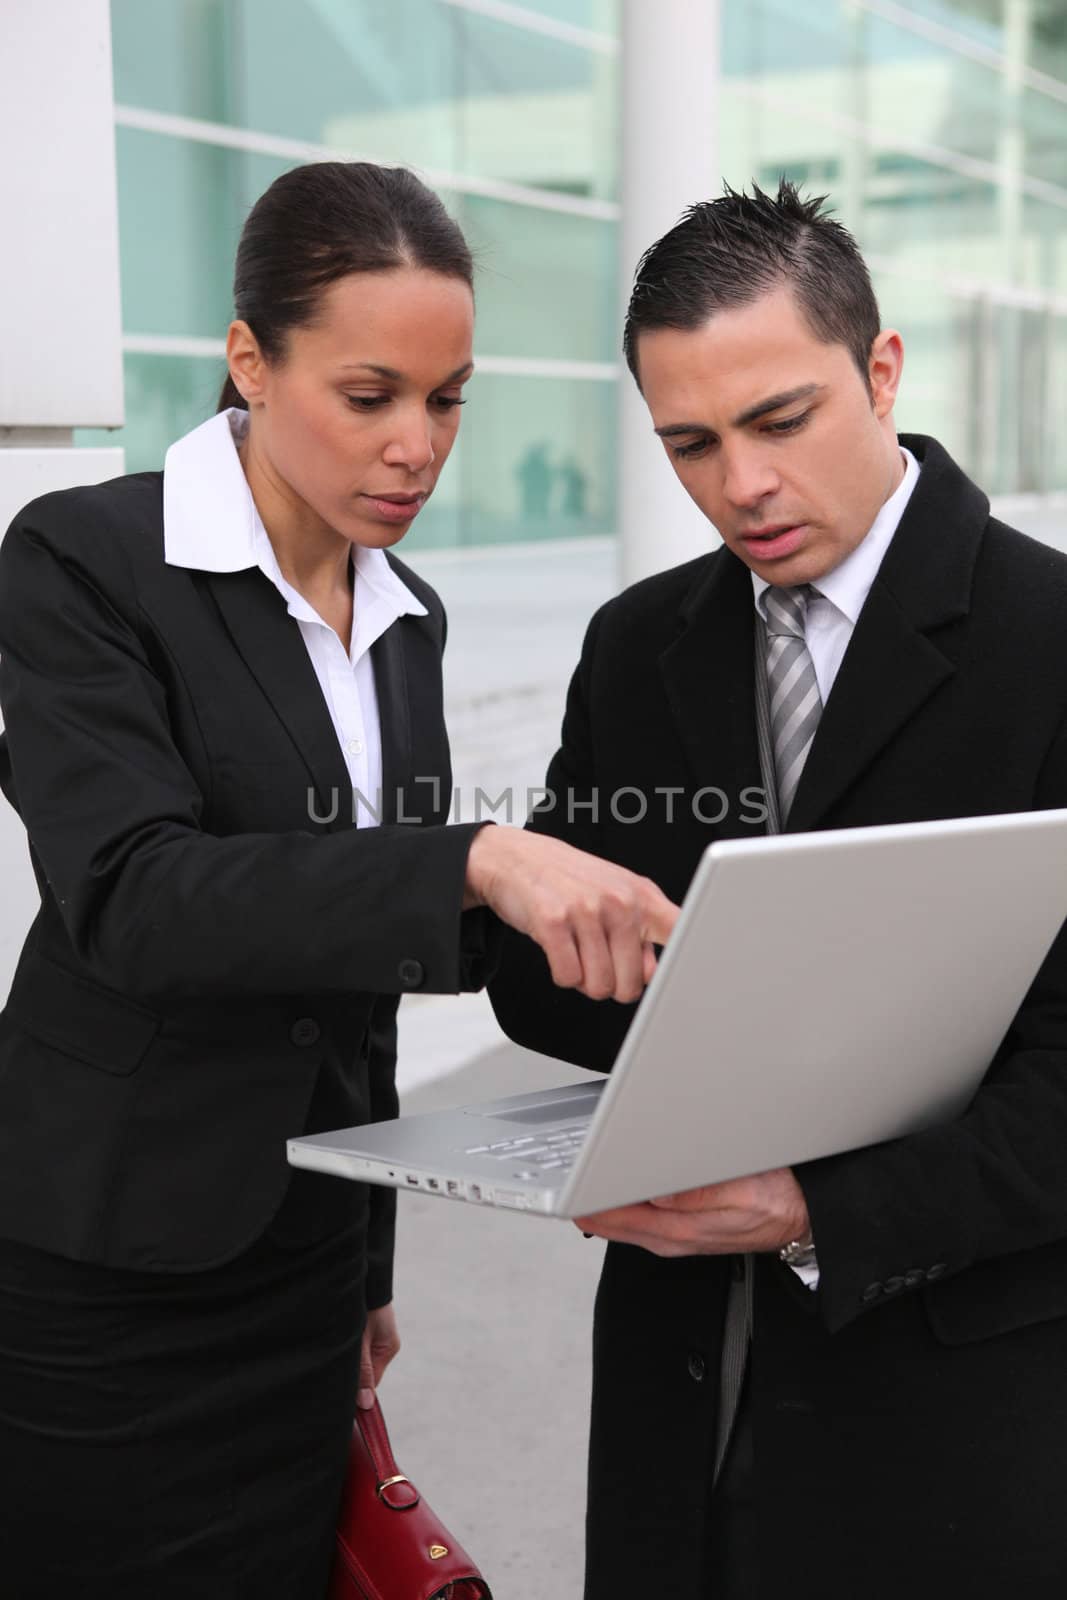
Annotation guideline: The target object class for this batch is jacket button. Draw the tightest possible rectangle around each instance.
[398,959,425,990]
[904,1269,925,1289]
[290,1017,321,1047]
[687,1352,706,1383]
[926,1262,948,1281]
[883,1275,905,1296]
[861,1283,882,1304]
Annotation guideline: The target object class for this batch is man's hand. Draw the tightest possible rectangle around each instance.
[464,826,679,1003]
[357,1302,401,1411]
[575,1168,810,1258]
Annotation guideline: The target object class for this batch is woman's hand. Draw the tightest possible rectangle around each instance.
[463,827,680,1003]
[357,1302,401,1411]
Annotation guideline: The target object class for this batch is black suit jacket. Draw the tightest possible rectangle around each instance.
[0,470,492,1295]
[489,436,1067,1598]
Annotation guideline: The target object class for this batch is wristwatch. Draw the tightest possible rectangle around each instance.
[778,1236,818,1270]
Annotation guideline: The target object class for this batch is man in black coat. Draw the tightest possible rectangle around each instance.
[489,182,1067,1598]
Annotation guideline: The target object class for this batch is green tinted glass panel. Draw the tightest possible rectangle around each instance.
[459,197,618,361]
[721,0,1067,498]
[722,0,1067,234]
[1049,310,1067,495]
[723,0,864,77]
[114,123,617,398]
[76,353,227,473]
[450,8,618,201]
[111,0,233,121]
[720,86,1005,279]
[888,3,1004,53]
[1028,3,1067,87]
[860,10,1067,200]
[1016,193,1067,297]
[237,0,460,172]
[404,371,617,549]
[113,0,460,170]
[873,270,973,471]
[103,0,621,549]
[112,0,617,203]
[507,0,618,31]
[875,269,1067,498]
[114,127,287,336]
[1019,88,1067,196]
[121,128,551,346]
[861,158,1002,281]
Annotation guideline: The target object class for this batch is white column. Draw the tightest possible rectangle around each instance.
[0,0,125,519]
[0,0,125,995]
[618,0,721,588]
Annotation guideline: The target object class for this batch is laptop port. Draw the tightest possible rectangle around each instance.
[405,1174,420,1187]
[427,1178,440,1190]
[446,1181,460,1196]
[469,1184,482,1202]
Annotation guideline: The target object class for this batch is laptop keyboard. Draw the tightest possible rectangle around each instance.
[462,1127,588,1175]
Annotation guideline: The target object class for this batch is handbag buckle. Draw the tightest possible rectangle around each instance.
[377,1473,411,1500]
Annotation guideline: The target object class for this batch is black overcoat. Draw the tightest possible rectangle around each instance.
[0,470,491,1296]
[490,435,1067,1598]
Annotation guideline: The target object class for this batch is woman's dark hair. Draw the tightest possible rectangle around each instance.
[217,161,474,411]
[623,179,881,396]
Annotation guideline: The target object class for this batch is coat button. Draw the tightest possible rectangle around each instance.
[883,1276,905,1296]
[290,1017,321,1047]
[398,959,425,990]
[926,1263,948,1281]
[687,1352,706,1383]
[904,1269,925,1289]
[861,1283,882,1304]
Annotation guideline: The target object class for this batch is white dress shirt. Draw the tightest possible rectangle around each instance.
[750,447,920,1287]
[751,447,920,702]
[162,408,428,828]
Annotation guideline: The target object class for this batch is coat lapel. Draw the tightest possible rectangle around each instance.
[204,568,352,832]
[658,550,764,828]
[785,584,955,830]
[787,433,987,831]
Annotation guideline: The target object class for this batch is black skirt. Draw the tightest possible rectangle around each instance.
[0,1213,366,1598]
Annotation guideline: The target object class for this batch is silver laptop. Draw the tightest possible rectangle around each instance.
[288,810,1067,1218]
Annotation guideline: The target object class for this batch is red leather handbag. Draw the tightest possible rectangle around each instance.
[328,1398,493,1600]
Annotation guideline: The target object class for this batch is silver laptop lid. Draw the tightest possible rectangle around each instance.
[557,810,1067,1215]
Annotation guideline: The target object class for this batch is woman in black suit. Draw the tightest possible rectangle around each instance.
[0,161,675,1597]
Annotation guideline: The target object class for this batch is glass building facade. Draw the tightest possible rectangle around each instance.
[720,0,1067,501]
[82,0,1067,549]
[80,0,622,552]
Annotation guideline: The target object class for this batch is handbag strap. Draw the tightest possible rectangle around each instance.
[356,1400,421,1510]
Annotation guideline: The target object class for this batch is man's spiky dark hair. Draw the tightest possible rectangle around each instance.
[623,179,881,393]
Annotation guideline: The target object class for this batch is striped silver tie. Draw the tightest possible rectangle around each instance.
[763,585,823,821]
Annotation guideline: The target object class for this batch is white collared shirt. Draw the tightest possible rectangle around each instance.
[751,446,921,703]
[749,447,920,1287]
[163,409,428,828]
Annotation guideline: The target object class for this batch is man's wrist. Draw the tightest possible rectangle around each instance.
[778,1233,817,1269]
